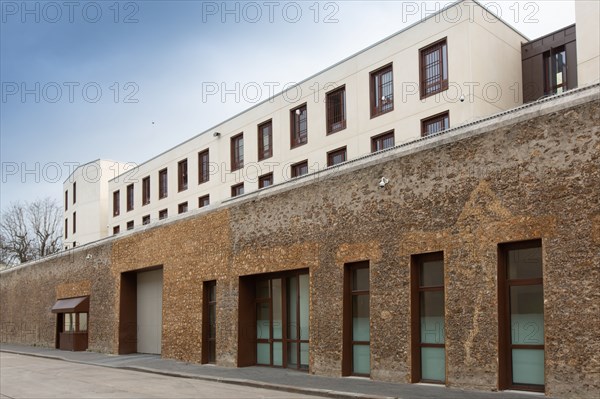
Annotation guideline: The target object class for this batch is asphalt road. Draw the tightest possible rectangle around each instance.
[0,352,320,399]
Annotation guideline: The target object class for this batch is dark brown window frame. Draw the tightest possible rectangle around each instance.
[113,190,120,216]
[420,38,449,99]
[543,45,567,96]
[73,182,76,204]
[202,280,217,364]
[142,215,150,225]
[290,104,308,148]
[142,176,150,206]
[65,190,68,211]
[231,133,244,171]
[291,160,309,178]
[371,130,395,153]
[327,146,347,167]
[72,212,76,234]
[231,183,244,197]
[498,239,544,393]
[126,220,134,230]
[410,251,445,384]
[158,209,168,220]
[64,218,68,239]
[421,111,450,137]
[178,202,188,214]
[326,86,346,134]
[159,168,168,199]
[247,268,310,370]
[178,159,188,192]
[126,184,134,212]
[258,120,273,161]
[370,63,394,118]
[199,195,210,208]
[342,261,370,377]
[198,149,210,184]
[258,173,274,189]
[113,225,120,235]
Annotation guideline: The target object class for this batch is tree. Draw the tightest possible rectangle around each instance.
[0,197,62,267]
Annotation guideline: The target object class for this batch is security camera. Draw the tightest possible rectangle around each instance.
[460,95,465,102]
[378,177,389,188]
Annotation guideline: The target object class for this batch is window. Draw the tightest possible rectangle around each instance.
[178,202,188,214]
[126,184,134,212]
[371,130,395,152]
[231,133,244,171]
[72,212,76,234]
[411,252,445,383]
[199,195,210,208]
[326,86,346,134]
[421,112,449,137]
[544,46,567,95]
[499,240,544,392]
[158,209,168,220]
[258,173,273,189]
[258,120,273,160]
[198,150,210,184]
[142,215,150,225]
[251,271,309,370]
[126,221,134,230]
[290,104,308,148]
[72,182,76,204]
[142,176,150,206]
[64,218,68,239]
[65,190,68,211]
[63,312,87,333]
[370,64,393,117]
[420,39,448,98]
[291,160,308,178]
[159,168,168,199]
[202,280,217,364]
[113,226,120,235]
[113,190,120,216]
[327,147,347,167]
[178,159,188,192]
[231,183,244,197]
[343,261,370,376]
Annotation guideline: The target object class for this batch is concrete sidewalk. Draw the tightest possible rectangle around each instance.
[0,344,545,399]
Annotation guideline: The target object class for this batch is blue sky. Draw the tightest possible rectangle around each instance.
[0,1,575,210]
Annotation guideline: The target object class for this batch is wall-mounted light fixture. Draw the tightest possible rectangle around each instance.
[213,132,221,137]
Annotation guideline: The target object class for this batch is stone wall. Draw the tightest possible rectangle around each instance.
[1,89,598,398]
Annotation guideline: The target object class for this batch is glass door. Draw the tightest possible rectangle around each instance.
[255,272,309,369]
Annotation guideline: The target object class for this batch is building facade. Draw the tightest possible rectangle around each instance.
[4,1,599,398]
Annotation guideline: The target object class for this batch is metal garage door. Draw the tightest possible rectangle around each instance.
[137,269,163,354]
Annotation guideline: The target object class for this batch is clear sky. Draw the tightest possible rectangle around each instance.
[0,0,575,211]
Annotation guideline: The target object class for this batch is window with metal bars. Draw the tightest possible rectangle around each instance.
[421,112,449,137]
[291,160,308,178]
[231,133,244,171]
[142,176,150,206]
[371,130,395,152]
[326,86,346,134]
[198,149,210,184]
[258,120,273,160]
[159,168,168,199]
[126,184,134,211]
[420,39,448,98]
[178,159,188,192]
[370,64,393,117]
[290,104,307,148]
[327,147,347,167]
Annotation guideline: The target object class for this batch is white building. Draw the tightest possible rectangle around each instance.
[63,0,599,246]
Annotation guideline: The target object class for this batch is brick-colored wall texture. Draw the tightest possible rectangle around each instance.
[1,97,598,398]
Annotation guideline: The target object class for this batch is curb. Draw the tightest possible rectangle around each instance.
[1,349,396,399]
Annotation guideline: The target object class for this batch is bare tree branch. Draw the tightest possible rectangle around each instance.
[1,197,63,267]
